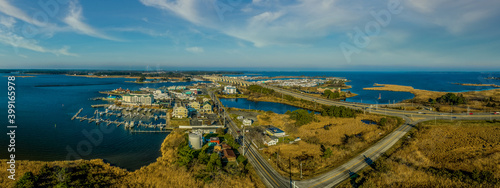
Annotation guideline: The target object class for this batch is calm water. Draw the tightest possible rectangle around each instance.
[1,72,499,170]
[220,98,306,114]
[228,72,500,104]
[0,74,205,170]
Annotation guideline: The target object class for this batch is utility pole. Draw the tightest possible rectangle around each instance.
[289,157,292,188]
[300,161,303,179]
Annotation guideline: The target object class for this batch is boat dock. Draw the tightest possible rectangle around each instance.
[129,129,172,133]
[71,108,83,120]
[91,104,110,108]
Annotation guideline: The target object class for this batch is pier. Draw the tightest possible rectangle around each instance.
[72,107,170,130]
[91,104,110,108]
[71,108,83,120]
[129,129,172,133]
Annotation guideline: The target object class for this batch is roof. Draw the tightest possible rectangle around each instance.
[210,137,220,141]
[221,143,231,149]
[223,149,236,158]
[267,127,284,134]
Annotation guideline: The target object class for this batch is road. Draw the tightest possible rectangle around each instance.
[207,81,498,188]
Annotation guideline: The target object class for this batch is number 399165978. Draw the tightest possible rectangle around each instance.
[8,76,15,124]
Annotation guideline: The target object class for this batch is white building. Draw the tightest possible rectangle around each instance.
[122,94,153,106]
[263,135,279,146]
[243,119,252,126]
[224,86,237,94]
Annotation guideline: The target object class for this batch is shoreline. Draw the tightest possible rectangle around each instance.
[66,74,184,80]
[3,75,35,78]
[364,83,500,101]
[452,82,500,88]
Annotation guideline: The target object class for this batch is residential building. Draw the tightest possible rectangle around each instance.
[201,103,213,113]
[214,144,222,152]
[122,94,154,106]
[173,105,188,118]
[263,135,279,146]
[223,149,237,162]
[202,98,210,103]
[210,137,220,145]
[266,126,286,137]
[188,101,200,110]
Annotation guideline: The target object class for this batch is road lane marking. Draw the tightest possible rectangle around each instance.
[248,146,280,186]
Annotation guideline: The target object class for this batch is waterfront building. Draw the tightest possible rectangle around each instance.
[122,94,153,106]
[173,105,188,118]
[189,101,201,110]
[224,86,237,94]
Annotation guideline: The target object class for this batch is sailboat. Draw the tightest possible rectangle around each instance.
[378,93,381,100]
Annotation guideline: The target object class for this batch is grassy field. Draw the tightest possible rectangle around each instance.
[337,120,500,187]
[256,112,402,179]
[0,130,265,188]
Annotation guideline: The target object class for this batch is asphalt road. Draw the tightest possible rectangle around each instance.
[207,81,498,188]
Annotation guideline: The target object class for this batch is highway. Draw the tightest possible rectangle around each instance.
[206,79,498,188]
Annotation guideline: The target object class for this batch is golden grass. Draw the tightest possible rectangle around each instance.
[364,84,448,101]
[456,83,500,88]
[364,83,500,102]
[338,120,500,187]
[256,113,400,179]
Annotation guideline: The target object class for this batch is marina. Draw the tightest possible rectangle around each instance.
[72,105,171,132]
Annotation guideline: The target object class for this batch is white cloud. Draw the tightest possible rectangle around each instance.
[0,15,16,28]
[185,46,204,53]
[140,0,209,25]
[0,0,46,27]
[405,0,500,34]
[63,1,120,41]
[0,28,78,56]
[141,0,361,47]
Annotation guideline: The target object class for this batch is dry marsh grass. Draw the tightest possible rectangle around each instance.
[338,120,500,188]
[256,113,401,179]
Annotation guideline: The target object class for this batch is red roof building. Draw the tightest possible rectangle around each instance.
[209,137,220,145]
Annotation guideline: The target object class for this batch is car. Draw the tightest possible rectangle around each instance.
[417,112,423,114]
[495,112,500,115]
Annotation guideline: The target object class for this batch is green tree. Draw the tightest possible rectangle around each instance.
[137,74,146,82]
[177,144,195,166]
[286,109,315,126]
[15,172,37,188]
[206,153,221,172]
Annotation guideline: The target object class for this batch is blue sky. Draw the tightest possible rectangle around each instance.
[0,0,499,71]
